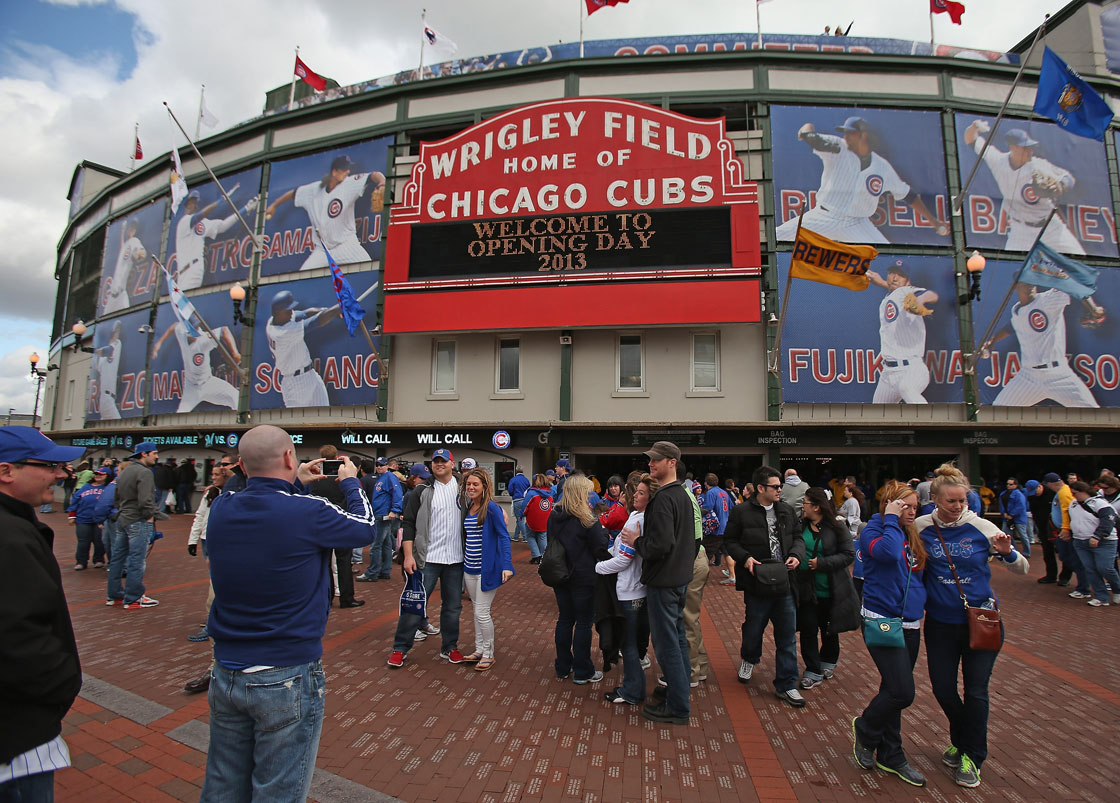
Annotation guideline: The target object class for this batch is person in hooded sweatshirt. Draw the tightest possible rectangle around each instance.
[780,469,807,508]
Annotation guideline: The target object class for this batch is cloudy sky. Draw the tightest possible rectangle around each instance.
[0,0,1066,414]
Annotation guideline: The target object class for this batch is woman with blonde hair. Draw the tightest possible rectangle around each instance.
[547,474,610,684]
[918,463,1029,789]
[460,468,514,671]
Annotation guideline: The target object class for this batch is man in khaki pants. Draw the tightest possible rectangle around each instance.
[680,462,710,687]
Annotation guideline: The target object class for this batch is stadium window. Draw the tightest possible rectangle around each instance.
[668,101,749,132]
[691,332,720,392]
[496,337,520,393]
[431,339,457,395]
[404,122,474,157]
[617,334,644,391]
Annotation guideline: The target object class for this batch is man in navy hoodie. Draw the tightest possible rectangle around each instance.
[201,425,375,803]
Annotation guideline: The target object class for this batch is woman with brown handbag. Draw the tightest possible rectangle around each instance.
[917,464,1030,789]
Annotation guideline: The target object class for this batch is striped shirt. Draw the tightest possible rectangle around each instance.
[463,513,483,575]
[426,477,462,565]
[0,736,71,782]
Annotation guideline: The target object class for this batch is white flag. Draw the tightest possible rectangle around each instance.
[161,263,200,338]
[170,147,188,213]
[423,23,458,57]
[199,96,218,130]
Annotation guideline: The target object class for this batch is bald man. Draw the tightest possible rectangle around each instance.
[200,425,375,802]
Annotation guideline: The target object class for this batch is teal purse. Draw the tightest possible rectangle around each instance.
[862,555,911,648]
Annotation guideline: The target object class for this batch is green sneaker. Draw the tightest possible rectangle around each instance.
[941,745,962,768]
[955,754,981,788]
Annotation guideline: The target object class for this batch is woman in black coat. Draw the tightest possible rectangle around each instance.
[795,487,860,689]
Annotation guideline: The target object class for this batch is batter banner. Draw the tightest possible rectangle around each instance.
[250,274,381,411]
[260,137,390,277]
[96,199,168,318]
[954,113,1117,258]
[777,253,963,404]
[149,291,244,416]
[974,260,1119,408]
[166,166,263,291]
[85,308,152,422]
[771,105,951,247]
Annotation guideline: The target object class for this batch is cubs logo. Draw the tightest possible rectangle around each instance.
[884,301,899,322]
[1020,184,1040,204]
[931,0,949,8]
[492,430,511,449]
[227,433,239,448]
[100,278,113,306]
[539,498,553,511]
[865,175,884,196]
[1058,83,1083,113]
[327,198,344,218]
[195,221,206,235]
[193,354,206,366]
[1029,309,1049,332]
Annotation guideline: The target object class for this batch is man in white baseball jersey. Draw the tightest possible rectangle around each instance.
[264,155,385,270]
[962,122,1084,254]
[151,321,241,412]
[101,219,146,315]
[265,290,340,408]
[173,189,259,291]
[982,283,1100,408]
[866,260,938,404]
[776,116,947,244]
[91,321,123,420]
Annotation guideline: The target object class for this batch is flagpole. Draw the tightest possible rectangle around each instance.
[196,85,205,140]
[418,10,427,80]
[756,1,763,50]
[929,12,935,48]
[768,213,803,373]
[163,102,259,251]
[579,1,585,59]
[289,47,299,108]
[951,17,1048,216]
[155,257,247,381]
[131,122,138,172]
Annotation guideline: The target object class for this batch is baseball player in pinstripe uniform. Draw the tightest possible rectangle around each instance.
[963,122,1084,254]
[264,290,341,408]
[101,219,147,315]
[151,321,241,412]
[981,283,1101,408]
[776,116,948,244]
[91,321,123,420]
[867,260,938,404]
[173,188,259,291]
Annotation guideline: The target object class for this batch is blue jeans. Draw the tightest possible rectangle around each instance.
[924,617,1003,768]
[107,520,151,603]
[512,497,527,540]
[857,627,921,769]
[1073,538,1120,604]
[618,599,647,703]
[101,518,116,562]
[1004,521,1031,557]
[361,519,395,579]
[526,529,547,560]
[175,482,193,513]
[646,584,690,716]
[0,770,54,802]
[553,583,596,680]
[392,562,463,653]
[75,522,106,566]
[1056,537,1089,592]
[740,593,799,693]
[202,660,325,803]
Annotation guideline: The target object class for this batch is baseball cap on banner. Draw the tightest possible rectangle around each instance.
[331,155,353,172]
[0,427,85,464]
[1004,128,1039,148]
[409,463,432,479]
[461,458,477,470]
[836,116,870,134]
[643,441,681,461]
[271,290,298,314]
[431,449,453,463]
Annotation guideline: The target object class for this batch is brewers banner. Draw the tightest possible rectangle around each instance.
[954,113,1116,257]
[771,106,951,246]
[250,273,381,410]
[777,253,962,404]
[85,308,151,422]
[96,200,168,318]
[260,137,391,277]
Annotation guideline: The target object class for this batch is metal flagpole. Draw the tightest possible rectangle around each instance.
[418,10,427,80]
[768,212,804,373]
[196,85,205,140]
[154,257,246,381]
[756,1,763,50]
[131,122,138,171]
[580,1,585,59]
[929,12,935,48]
[289,47,299,108]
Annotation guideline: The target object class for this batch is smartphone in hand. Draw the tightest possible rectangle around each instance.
[321,459,343,477]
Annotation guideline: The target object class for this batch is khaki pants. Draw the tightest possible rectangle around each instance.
[683,545,710,682]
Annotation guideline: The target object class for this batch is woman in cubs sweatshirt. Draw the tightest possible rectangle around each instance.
[917,464,1029,790]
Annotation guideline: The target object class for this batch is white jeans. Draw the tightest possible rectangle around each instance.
[463,572,498,658]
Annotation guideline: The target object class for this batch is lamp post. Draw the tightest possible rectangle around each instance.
[230,283,252,326]
[71,320,95,353]
[29,352,47,430]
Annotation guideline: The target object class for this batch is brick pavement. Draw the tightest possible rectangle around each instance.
[44,511,1119,802]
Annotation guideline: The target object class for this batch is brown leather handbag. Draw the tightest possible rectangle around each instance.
[932,522,1003,652]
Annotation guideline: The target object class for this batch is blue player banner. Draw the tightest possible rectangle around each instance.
[777,253,962,404]
[953,113,1117,258]
[149,290,243,417]
[166,166,263,291]
[249,273,381,411]
[96,199,168,318]
[974,261,1119,408]
[771,105,951,246]
[260,138,390,277]
[85,308,152,422]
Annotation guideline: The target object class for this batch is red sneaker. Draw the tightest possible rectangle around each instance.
[387,651,405,668]
[440,649,466,664]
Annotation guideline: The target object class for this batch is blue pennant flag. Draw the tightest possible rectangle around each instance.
[1016,240,1099,299]
[1033,47,1114,141]
[161,263,201,337]
[325,246,366,336]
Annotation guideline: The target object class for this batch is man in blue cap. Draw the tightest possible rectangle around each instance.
[0,426,85,801]
[108,441,161,608]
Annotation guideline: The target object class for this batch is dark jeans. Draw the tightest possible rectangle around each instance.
[797,595,839,678]
[618,599,647,703]
[924,617,1003,767]
[333,548,355,604]
[856,626,920,769]
[646,584,690,717]
[1056,537,1089,592]
[392,562,462,653]
[553,583,596,681]
[0,771,54,802]
[75,522,106,566]
[1037,531,1058,580]
[175,482,193,513]
[740,592,799,692]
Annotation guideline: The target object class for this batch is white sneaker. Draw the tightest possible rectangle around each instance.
[1112,594,1120,605]
[1088,598,1110,607]
[573,670,604,685]
[414,629,428,641]
[777,688,807,707]
[737,660,755,683]
[421,622,440,635]
[639,655,651,670]
[1069,591,1092,600]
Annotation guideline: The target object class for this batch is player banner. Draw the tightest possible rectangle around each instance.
[96,200,168,318]
[777,253,962,404]
[149,290,244,416]
[954,113,1117,258]
[974,260,1119,408]
[260,137,390,277]
[166,166,263,291]
[249,273,381,411]
[771,105,951,247]
[85,308,152,422]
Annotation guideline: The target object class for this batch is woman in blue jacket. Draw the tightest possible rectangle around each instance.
[918,464,1029,789]
[522,474,555,564]
[852,480,927,788]
[460,468,514,671]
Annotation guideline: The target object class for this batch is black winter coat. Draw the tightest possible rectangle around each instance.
[724,496,806,598]
[547,508,610,586]
[794,516,861,635]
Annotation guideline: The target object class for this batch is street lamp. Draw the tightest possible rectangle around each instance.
[29,352,47,429]
[71,320,95,353]
[959,251,986,305]
[230,283,252,326]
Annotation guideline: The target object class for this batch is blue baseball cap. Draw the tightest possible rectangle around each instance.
[131,441,159,458]
[1024,480,1040,495]
[0,427,85,464]
[431,449,453,462]
[545,469,556,477]
[1005,128,1039,148]
[94,467,112,475]
[375,457,389,466]
[836,116,871,134]
[556,459,572,470]
[409,463,432,478]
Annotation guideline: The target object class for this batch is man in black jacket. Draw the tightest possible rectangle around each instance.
[629,441,695,725]
[724,465,807,707]
[0,427,85,801]
[174,458,197,513]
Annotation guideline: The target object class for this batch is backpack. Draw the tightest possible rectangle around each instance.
[525,493,554,533]
[702,509,720,536]
[538,534,570,587]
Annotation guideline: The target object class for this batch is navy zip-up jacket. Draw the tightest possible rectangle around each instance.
[206,475,375,667]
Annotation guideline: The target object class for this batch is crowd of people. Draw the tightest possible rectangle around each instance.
[4,420,1118,801]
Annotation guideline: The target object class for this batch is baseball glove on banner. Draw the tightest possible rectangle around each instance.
[903,293,933,316]
[1031,171,1065,199]
[1080,304,1107,329]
